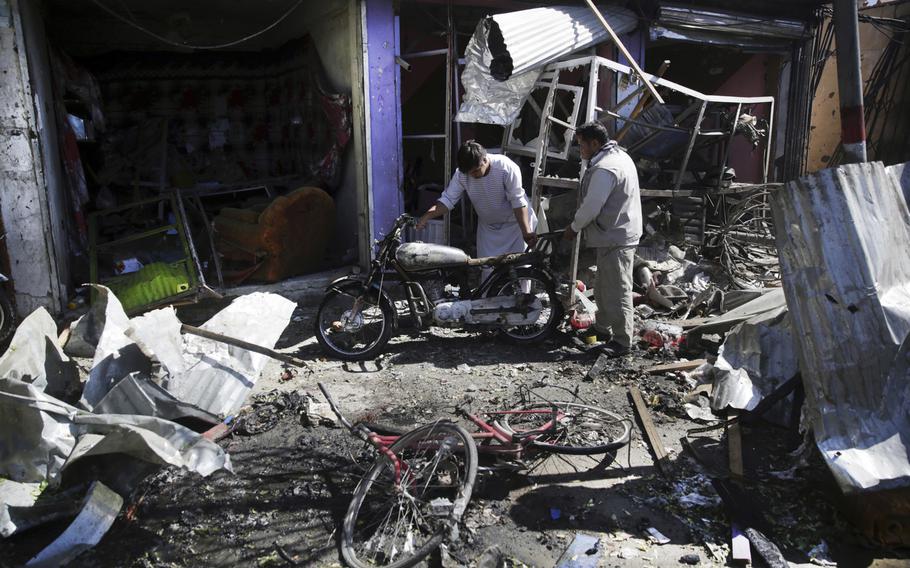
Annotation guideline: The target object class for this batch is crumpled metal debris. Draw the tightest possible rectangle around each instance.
[456,5,636,125]
[0,481,83,538]
[162,292,296,416]
[771,160,910,493]
[0,308,80,401]
[25,481,122,568]
[0,377,232,488]
[710,301,797,425]
[73,287,295,417]
[77,286,151,410]
[93,373,220,426]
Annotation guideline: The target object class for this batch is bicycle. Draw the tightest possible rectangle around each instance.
[317,383,632,568]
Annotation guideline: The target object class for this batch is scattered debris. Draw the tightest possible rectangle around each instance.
[807,540,837,566]
[645,527,671,545]
[644,359,707,375]
[555,533,601,567]
[585,354,610,381]
[679,552,700,564]
[24,482,122,568]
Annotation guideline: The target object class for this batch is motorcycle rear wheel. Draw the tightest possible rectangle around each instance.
[315,283,394,361]
[487,268,562,344]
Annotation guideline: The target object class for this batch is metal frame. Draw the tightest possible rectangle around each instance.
[88,192,202,314]
[502,53,777,305]
[504,83,584,161]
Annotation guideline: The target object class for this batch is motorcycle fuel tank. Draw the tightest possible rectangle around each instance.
[396,242,470,271]
[433,294,542,326]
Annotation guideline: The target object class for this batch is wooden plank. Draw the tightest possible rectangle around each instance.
[644,359,707,375]
[731,523,752,563]
[629,387,671,477]
[727,410,744,479]
[583,0,664,104]
[652,317,712,329]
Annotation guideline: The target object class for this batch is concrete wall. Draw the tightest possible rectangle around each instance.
[18,0,71,302]
[0,0,65,316]
[807,2,910,171]
[295,0,362,260]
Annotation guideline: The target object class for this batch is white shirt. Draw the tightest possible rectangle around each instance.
[438,154,528,226]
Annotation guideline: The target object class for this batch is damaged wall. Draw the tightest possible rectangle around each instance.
[305,1,361,260]
[807,2,910,171]
[0,0,66,316]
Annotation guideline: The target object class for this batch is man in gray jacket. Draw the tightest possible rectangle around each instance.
[564,121,642,357]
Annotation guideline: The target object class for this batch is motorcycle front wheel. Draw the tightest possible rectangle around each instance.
[487,267,563,344]
[315,282,394,361]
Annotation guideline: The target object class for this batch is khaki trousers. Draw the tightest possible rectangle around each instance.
[593,245,636,348]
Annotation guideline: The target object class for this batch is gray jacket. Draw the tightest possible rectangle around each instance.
[570,142,642,248]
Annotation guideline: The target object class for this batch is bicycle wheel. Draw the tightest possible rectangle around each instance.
[341,421,478,568]
[497,402,631,455]
[487,268,563,344]
[315,282,394,361]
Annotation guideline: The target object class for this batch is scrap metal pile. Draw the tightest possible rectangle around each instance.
[0,287,295,565]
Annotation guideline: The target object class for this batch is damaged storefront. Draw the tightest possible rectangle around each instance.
[2,0,367,317]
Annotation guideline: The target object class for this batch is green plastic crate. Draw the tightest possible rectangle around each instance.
[106,261,192,313]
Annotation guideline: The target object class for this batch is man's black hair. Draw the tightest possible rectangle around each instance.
[457,140,487,173]
[574,121,610,145]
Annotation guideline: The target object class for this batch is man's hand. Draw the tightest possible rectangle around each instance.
[563,226,577,241]
[415,216,428,231]
[523,231,539,248]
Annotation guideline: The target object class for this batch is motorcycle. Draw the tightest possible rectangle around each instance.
[315,214,565,361]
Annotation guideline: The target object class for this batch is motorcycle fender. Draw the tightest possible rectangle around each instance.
[324,277,398,330]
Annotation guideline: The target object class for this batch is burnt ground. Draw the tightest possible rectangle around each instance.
[2,305,910,568]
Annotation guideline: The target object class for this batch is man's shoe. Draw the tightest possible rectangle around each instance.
[599,341,630,358]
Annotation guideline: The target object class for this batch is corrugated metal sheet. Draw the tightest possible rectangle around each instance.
[656,4,809,45]
[770,160,910,494]
[456,4,636,125]
[487,5,638,80]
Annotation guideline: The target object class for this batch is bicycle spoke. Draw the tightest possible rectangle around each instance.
[343,422,476,568]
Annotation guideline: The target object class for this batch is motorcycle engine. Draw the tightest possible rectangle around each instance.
[423,279,446,303]
[432,294,542,326]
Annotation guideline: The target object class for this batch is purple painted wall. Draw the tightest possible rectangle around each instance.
[364,0,403,244]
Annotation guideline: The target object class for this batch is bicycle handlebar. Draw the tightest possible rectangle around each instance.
[317,382,357,432]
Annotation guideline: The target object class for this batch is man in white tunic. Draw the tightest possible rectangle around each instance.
[564,122,642,357]
[417,141,537,279]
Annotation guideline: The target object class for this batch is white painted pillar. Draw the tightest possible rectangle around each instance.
[0,0,66,316]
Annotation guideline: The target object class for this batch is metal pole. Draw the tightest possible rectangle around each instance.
[832,0,867,163]
[443,1,454,245]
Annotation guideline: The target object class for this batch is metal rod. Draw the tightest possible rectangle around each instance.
[530,71,561,212]
[444,1,454,246]
[400,48,448,58]
[174,189,207,288]
[569,60,601,307]
[583,0,664,105]
[764,101,774,183]
[615,60,670,143]
[717,103,742,192]
[181,324,309,369]
[192,196,224,288]
[832,0,867,162]
[674,101,707,191]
